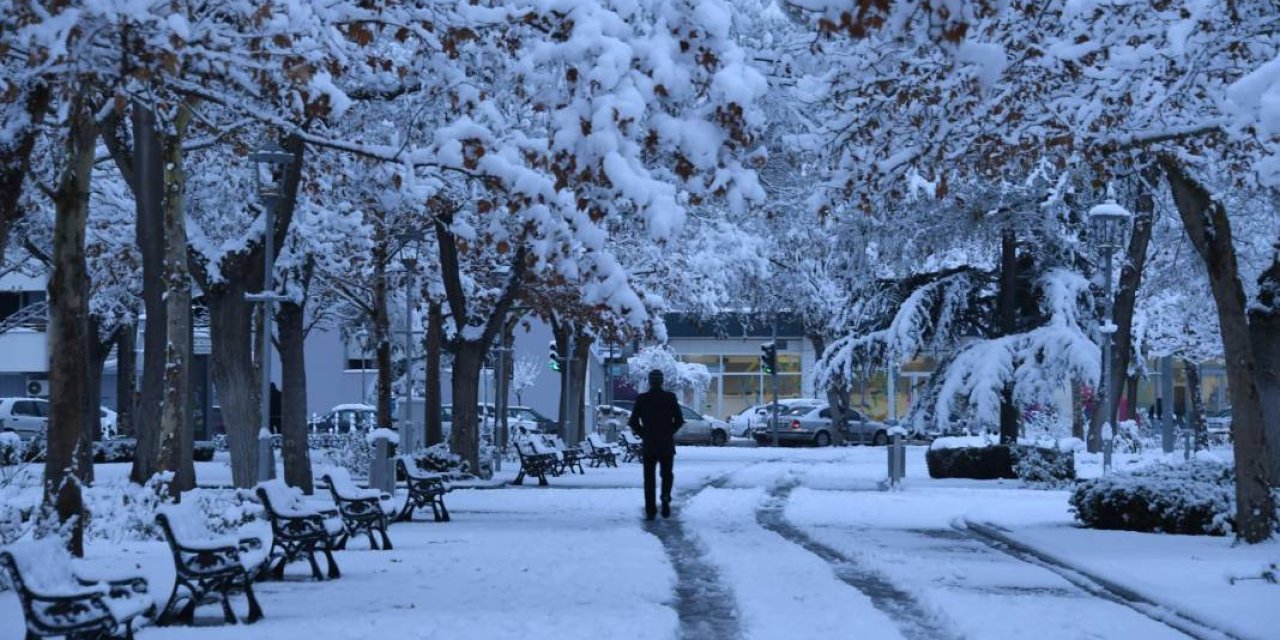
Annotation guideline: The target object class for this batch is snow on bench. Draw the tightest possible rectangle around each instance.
[394,457,451,522]
[320,467,394,551]
[255,480,343,581]
[155,501,269,624]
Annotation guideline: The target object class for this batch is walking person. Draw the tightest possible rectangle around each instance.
[627,369,685,520]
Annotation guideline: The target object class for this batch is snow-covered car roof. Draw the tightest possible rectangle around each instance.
[329,404,376,412]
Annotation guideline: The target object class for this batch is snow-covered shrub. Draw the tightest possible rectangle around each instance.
[407,444,476,480]
[0,431,24,467]
[319,433,374,479]
[92,438,136,463]
[82,474,175,542]
[193,441,215,462]
[1013,446,1076,487]
[1069,460,1234,536]
[184,488,262,534]
[926,436,1074,482]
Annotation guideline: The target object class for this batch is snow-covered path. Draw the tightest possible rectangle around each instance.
[2,447,1265,640]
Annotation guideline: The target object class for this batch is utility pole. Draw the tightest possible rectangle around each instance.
[767,316,780,447]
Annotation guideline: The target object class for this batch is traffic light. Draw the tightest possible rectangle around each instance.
[760,342,777,375]
[549,341,562,372]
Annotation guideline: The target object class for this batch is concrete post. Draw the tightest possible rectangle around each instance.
[369,433,394,493]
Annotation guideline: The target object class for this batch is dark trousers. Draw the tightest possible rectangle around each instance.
[643,454,674,514]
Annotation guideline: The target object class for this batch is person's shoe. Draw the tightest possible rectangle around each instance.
[645,509,657,521]
[661,502,671,518]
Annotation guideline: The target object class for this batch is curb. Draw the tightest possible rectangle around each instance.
[962,518,1244,640]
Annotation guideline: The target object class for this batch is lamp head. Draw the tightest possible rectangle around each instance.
[1087,199,1133,253]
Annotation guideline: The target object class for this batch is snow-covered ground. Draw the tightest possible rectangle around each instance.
[3,445,1275,640]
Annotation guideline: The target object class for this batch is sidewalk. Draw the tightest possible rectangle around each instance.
[965,518,1280,640]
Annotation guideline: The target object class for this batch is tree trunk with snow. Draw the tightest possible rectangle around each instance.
[277,299,313,493]
[156,105,196,496]
[1248,251,1280,482]
[45,95,96,556]
[425,301,444,447]
[1184,359,1208,451]
[1071,382,1085,441]
[1161,156,1274,543]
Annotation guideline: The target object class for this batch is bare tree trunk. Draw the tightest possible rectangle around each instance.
[0,84,50,271]
[1090,165,1158,450]
[206,280,261,488]
[425,301,444,446]
[372,253,392,430]
[82,320,116,485]
[1249,250,1280,482]
[156,105,195,496]
[449,344,484,474]
[551,318,570,440]
[998,228,1019,444]
[1161,155,1274,543]
[572,331,593,439]
[45,95,96,556]
[278,299,313,493]
[115,323,136,437]
[126,105,167,485]
[1184,359,1208,450]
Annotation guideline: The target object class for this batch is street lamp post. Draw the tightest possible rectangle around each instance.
[247,139,294,483]
[1088,198,1133,474]
[354,327,370,407]
[397,233,422,454]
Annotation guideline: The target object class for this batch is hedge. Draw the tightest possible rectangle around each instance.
[926,440,1075,482]
[1069,460,1234,536]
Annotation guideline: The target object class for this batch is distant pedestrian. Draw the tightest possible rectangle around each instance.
[628,369,685,520]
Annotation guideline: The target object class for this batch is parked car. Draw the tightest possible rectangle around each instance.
[729,398,823,438]
[752,402,892,447]
[311,403,378,434]
[441,404,557,440]
[0,397,49,441]
[1206,408,1232,443]
[674,404,732,447]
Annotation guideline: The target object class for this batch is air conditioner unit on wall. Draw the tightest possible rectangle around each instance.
[26,377,50,398]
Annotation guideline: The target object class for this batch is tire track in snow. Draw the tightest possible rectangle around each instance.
[644,466,771,640]
[959,521,1221,640]
[756,482,962,640]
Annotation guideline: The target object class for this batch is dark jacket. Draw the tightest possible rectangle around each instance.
[627,389,685,457]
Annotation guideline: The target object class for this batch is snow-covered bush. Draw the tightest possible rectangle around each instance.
[1069,460,1235,536]
[319,433,374,480]
[407,444,476,480]
[0,431,24,467]
[926,436,1075,482]
[82,474,175,542]
[93,438,135,463]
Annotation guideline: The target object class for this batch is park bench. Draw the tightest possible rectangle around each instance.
[512,438,557,486]
[255,480,343,581]
[321,469,395,551]
[0,538,154,640]
[394,457,451,522]
[581,433,621,468]
[618,431,644,463]
[155,502,269,625]
[539,435,584,475]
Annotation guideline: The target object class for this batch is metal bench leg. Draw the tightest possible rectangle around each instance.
[377,522,393,549]
[243,577,263,623]
[220,589,237,624]
[437,497,450,522]
[322,543,341,579]
[306,548,325,581]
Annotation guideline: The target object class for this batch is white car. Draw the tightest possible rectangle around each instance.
[674,405,732,447]
[0,397,49,441]
[729,398,824,437]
